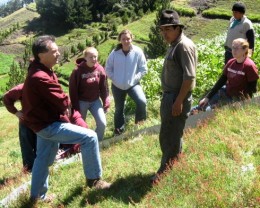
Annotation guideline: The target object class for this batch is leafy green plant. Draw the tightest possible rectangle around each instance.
[0,53,15,75]
[202,8,231,19]
[77,42,85,52]
[141,58,163,101]
[173,5,196,17]
[6,61,26,91]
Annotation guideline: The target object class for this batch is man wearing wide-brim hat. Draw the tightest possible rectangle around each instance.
[151,9,197,184]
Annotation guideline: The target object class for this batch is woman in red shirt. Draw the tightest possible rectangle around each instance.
[199,38,259,110]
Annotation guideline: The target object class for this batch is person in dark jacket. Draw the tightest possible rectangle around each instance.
[3,84,89,171]
[69,47,109,141]
[21,35,111,202]
[3,83,37,173]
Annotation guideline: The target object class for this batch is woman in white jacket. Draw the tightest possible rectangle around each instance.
[105,29,148,135]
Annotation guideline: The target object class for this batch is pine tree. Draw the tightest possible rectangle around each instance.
[35,0,92,29]
[6,61,26,90]
[144,0,173,59]
[71,45,77,56]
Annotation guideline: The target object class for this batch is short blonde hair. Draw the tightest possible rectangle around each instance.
[232,38,249,56]
[83,47,98,57]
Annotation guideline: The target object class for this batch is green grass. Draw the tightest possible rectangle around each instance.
[0,2,236,96]
[206,0,260,12]
[118,12,156,42]
[0,2,260,206]
[0,53,15,75]
[0,74,9,95]
[1,101,259,207]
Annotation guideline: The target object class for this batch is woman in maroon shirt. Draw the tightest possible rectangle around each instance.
[69,47,110,141]
[199,38,259,110]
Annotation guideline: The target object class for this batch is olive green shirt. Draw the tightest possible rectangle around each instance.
[161,33,197,93]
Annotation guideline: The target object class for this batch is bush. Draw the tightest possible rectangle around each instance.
[125,58,163,113]
[173,5,196,17]
[247,14,260,23]
[6,61,26,90]
[202,8,231,19]
[71,45,77,56]
[85,38,92,47]
[77,42,85,52]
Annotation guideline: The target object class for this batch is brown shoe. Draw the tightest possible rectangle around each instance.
[30,193,56,204]
[87,179,111,190]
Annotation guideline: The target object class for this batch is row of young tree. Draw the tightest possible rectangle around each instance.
[0,0,34,17]
[1,0,171,90]
[35,0,164,29]
[0,22,20,44]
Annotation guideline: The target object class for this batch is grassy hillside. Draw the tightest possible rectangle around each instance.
[0,6,39,30]
[1,1,260,95]
[0,53,15,75]
[0,101,259,207]
[0,1,260,207]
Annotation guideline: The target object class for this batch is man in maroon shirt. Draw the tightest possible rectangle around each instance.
[3,83,89,168]
[3,83,37,173]
[21,35,111,202]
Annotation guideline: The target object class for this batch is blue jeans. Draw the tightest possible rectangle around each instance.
[19,122,37,171]
[112,84,147,130]
[79,99,106,141]
[158,92,192,173]
[31,122,102,199]
[208,87,233,106]
[190,87,233,113]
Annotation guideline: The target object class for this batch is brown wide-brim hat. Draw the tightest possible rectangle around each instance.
[159,9,184,27]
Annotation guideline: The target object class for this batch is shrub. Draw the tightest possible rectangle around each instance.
[202,8,231,19]
[6,61,26,90]
[63,50,69,62]
[173,5,196,17]
[247,14,260,22]
[85,38,92,47]
[77,42,85,52]
[125,58,163,113]
[141,59,163,101]
[71,45,77,56]
[122,14,129,25]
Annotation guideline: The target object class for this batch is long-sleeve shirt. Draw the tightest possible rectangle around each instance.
[3,83,24,114]
[69,58,109,111]
[206,57,259,99]
[105,44,147,90]
[22,60,71,132]
[225,16,255,50]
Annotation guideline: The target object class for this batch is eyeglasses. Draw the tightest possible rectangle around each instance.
[232,46,243,50]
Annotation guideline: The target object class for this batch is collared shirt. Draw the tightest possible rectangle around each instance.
[161,33,197,93]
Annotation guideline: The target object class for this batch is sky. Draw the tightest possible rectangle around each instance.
[0,0,10,6]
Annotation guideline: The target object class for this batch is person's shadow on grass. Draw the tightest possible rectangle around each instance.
[81,172,154,206]
[13,173,153,207]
